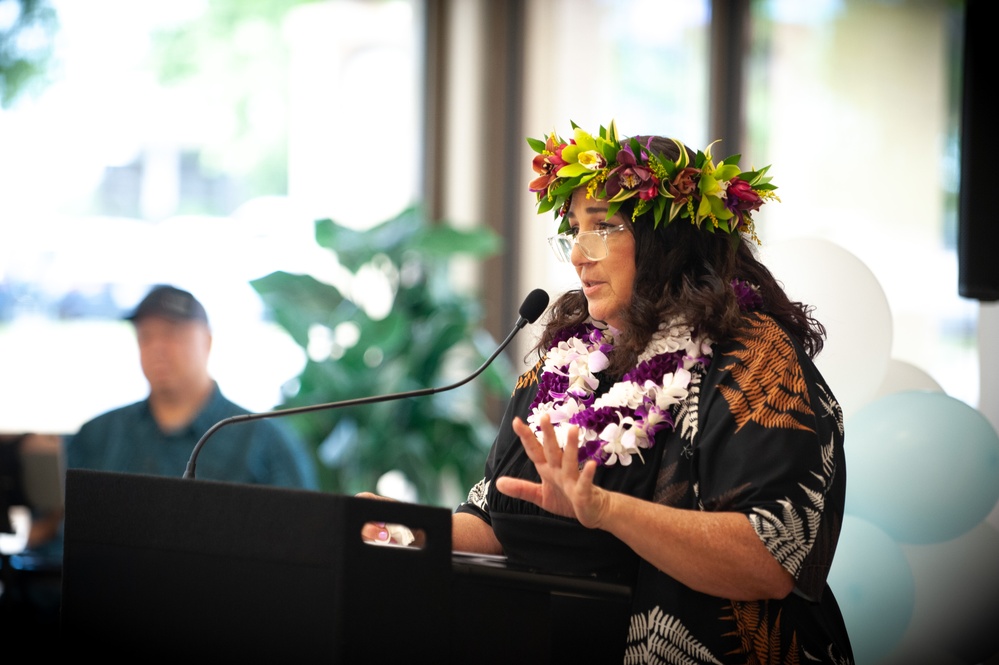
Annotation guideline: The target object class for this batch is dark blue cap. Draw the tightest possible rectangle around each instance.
[127,285,208,325]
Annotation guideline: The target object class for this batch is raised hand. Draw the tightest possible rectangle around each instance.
[495,414,609,529]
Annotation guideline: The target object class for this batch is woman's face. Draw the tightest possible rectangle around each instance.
[567,187,636,330]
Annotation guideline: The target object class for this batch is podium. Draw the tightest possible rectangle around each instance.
[61,470,631,662]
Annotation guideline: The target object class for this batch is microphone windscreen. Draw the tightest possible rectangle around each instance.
[519,289,550,324]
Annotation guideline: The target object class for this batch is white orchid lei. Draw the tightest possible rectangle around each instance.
[526,321,712,467]
[526,280,763,467]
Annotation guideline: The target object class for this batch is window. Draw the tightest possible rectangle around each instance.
[746,0,973,409]
[520,0,712,306]
[518,0,977,418]
[0,0,422,434]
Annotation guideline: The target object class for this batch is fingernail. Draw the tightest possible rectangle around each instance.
[375,522,386,528]
[377,530,389,541]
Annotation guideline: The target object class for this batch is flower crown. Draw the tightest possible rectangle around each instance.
[527,120,779,241]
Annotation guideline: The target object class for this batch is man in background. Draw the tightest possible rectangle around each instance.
[6,285,318,643]
[68,284,318,488]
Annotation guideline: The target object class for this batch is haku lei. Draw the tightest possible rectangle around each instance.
[526,321,712,467]
[526,279,761,467]
[527,120,779,242]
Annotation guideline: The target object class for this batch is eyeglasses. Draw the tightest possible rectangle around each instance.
[547,224,628,263]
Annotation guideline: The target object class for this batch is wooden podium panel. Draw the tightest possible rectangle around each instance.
[61,470,630,662]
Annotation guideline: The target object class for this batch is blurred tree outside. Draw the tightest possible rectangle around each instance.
[3,0,508,506]
[146,0,324,207]
[0,0,58,108]
[148,1,505,505]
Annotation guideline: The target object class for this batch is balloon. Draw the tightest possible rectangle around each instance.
[901,522,999,664]
[761,238,892,419]
[828,515,914,665]
[844,391,999,544]
[873,358,944,401]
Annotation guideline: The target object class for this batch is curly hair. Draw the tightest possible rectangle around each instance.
[533,136,825,378]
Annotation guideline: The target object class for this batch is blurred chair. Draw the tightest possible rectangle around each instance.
[1,433,65,643]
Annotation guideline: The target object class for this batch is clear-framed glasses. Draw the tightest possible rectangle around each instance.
[547,224,628,263]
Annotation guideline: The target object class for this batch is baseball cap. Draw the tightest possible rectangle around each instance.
[126,285,209,325]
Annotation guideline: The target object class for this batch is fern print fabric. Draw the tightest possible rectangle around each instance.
[626,313,852,663]
[457,312,853,663]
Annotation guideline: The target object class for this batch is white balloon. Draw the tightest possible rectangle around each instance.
[761,238,892,419]
[873,358,944,401]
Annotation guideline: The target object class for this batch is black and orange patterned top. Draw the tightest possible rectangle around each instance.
[456,312,853,664]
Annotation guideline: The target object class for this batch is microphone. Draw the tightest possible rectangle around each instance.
[183,288,550,479]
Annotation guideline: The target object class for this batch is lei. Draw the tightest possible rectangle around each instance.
[526,280,763,467]
[527,120,779,242]
[526,321,711,467]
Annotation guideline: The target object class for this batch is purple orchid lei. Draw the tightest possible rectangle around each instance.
[526,279,761,467]
[526,322,712,467]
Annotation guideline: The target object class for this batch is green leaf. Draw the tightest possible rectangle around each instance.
[250,271,345,347]
[411,225,502,258]
[551,178,580,197]
[557,162,592,178]
[600,140,618,163]
[653,195,667,225]
[254,205,513,505]
[526,136,546,152]
[315,207,424,272]
[714,164,741,181]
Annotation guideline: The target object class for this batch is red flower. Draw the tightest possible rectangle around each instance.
[726,178,763,213]
[605,148,658,200]
[529,136,568,194]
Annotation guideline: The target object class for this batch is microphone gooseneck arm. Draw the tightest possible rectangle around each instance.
[183,288,550,480]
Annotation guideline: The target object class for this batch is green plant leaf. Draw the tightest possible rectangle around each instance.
[411,225,502,257]
[250,208,513,505]
[250,271,346,347]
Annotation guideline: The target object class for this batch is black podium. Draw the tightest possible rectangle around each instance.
[61,470,631,662]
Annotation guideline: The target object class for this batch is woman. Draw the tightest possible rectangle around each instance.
[371,122,853,663]
[454,123,852,663]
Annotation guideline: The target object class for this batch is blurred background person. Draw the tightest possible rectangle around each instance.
[67,284,317,488]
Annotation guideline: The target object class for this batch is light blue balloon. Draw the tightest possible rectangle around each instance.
[843,390,999,544]
[828,515,914,665]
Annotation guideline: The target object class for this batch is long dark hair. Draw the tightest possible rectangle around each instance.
[534,136,825,377]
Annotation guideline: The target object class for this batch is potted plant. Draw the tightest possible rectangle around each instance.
[251,207,513,506]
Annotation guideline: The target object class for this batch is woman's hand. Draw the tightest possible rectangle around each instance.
[354,492,418,546]
[495,416,796,599]
[495,414,610,530]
